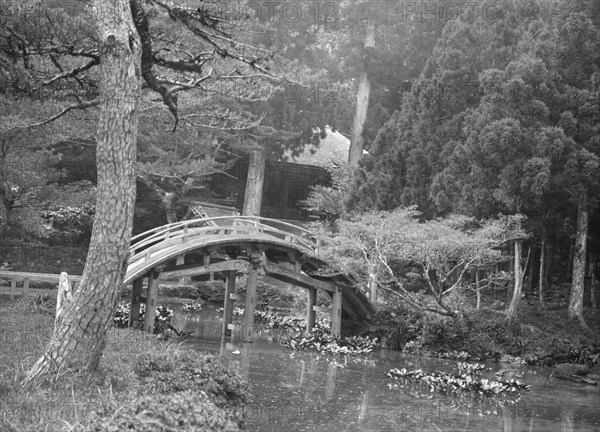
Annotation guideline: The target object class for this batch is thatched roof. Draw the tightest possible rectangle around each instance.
[281,126,365,168]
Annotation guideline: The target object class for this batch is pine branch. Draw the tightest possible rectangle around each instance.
[151,0,276,78]
[2,100,99,134]
[32,58,99,93]
[131,0,179,132]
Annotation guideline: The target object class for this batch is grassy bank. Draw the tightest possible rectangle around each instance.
[369,299,600,367]
[0,299,248,431]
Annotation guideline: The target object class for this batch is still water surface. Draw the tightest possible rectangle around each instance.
[172,305,600,432]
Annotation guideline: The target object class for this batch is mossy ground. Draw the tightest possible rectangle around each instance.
[0,299,248,431]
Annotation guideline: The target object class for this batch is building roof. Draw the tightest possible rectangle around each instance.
[281,126,365,168]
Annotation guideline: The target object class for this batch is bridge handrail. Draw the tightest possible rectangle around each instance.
[129,216,320,259]
[129,226,317,261]
[132,216,316,243]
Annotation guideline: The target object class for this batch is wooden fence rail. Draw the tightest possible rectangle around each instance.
[0,271,82,300]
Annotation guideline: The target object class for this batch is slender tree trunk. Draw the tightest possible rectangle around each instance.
[507,241,515,303]
[162,191,177,224]
[25,0,141,382]
[545,233,555,302]
[569,200,589,330]
[242,149,265,216]
[566,239,574,281]
[348,19,375,167]
[506,220,523,322]
[369,267,378,304]
[527,245,535,293]
[475,269,481,310]
[589,253,597,308]
[539,226,547,309]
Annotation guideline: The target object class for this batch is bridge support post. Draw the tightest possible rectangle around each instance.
[306,287,316,333]
[129,277,143,327]
[222,270,236,337]
[331,286,342,337]
[243,261,259,342]
[143,271,160,333]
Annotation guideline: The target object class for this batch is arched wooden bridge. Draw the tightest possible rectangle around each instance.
[125,216,375,337]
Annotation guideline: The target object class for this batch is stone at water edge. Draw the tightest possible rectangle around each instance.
[495,368,524,380]
[551,363,598,385]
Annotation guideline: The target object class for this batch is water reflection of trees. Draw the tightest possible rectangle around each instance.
[213,347,590,432]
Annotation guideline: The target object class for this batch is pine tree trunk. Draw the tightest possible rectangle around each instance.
[242,149,265,216]
[539,226,547,309]
[506,220,523,322]
[569,200,588,322]
[25,0,141,382]
[348,19,375,167]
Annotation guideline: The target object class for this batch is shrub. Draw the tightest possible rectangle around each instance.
[420,313,470,349]
[367,297,423,350]
[85,391,240,432]
[113,302,173,333]
[134,351,248,428]
[43,202,95,242]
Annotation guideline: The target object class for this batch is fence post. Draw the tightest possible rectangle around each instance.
[55,272,73,327]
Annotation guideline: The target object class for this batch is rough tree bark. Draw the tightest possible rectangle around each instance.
[348,18,375,167]
[25,0,141,382]
[242,149,265,216]
[569,199,590,330]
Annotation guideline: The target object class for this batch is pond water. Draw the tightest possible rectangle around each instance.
[168,303,600,432]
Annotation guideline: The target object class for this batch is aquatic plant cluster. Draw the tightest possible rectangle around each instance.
[253,309,330,331]
[215,307,331,331]
[282,327,379,355]
[216,307,379,354]
[181,300,203,312]
[113,301,174,332]
[387,363,530,398]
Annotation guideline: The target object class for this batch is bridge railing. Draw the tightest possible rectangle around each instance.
[128,216,320,267]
